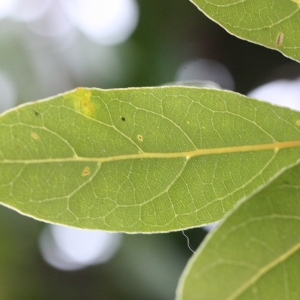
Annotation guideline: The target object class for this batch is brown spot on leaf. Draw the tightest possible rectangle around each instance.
[137,135,143,142]
[31,132,39,140]
[276,32,284,47]
[81,166,91,177]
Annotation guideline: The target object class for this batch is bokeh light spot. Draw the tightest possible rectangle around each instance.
[60,0,139,45]
[39,224,123,271]
[175,59,234,90]
[0,0,16,19]
[175,59,235,91]
[248,78,300,111]
[10,0,52,22]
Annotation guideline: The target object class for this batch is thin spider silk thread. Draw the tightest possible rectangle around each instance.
[182,230,195,253]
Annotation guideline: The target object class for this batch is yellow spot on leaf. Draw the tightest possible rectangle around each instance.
[291,0,300,5]
[81,166,91,177]
[296,120,300,126]
[276,32,284,47]
[31,132,39,140]
[73,88,94,117]
[137,135,143,142]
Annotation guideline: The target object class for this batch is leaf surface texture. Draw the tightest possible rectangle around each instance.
[1,87,300,232]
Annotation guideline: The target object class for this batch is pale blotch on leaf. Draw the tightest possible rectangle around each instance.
[31,132,39,140]
[73,88,94,117]
[296,120,300,126]
[137,135,143,142]
[276,32,284,47]
[81,166,91,177]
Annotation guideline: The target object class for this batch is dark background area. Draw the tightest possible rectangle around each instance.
[0,0,299,299]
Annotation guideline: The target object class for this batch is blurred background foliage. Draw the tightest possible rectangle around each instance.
[0,0,299,299]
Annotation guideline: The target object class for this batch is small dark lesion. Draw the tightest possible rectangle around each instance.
[121,117,126,122]
[34,109,40,116]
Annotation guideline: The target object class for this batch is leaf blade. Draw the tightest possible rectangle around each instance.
[1,87,300,232]
[177,162,300,299]
[190,0,300,63]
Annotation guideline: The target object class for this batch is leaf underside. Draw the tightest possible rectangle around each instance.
[190,0,300,63]
[1,87,300,232]
[177,162,300,299]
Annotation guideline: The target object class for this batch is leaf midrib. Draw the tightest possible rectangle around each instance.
[2,140,300,164]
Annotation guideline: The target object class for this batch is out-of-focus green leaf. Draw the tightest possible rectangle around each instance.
[1,87,300,232]
[190,0,300,63]
[177,162,300,299]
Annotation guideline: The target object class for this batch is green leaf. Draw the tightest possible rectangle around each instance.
[1,87,300,232]
[190,0,300,63]
[177,162,300,300]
